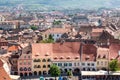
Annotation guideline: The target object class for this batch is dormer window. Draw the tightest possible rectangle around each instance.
[47,59,51,62]
[42,59,46,62]
[111,57,115,60]
[45,53,49,56]
[75,56,79,59]
[86,56,90,60]
[60,56,64,59]
[103,55,106,58]
[35,53,39,56]
[67,56,71,59]
[27,51,31,54]
[54,56,58,59]
[98,55,101,58]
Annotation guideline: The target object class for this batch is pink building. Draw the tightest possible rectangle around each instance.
[18,45,32,76]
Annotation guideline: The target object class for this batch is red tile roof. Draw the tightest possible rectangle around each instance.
[32,43,53,58]
[32,42,97,61]
[8,45,19,52]
[82,44,97,61]
[109,43,120,61]
[0,59,11,80]
[52,42,81,60]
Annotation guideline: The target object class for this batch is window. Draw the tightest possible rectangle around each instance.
[87,63,90,66]
[47,59,51,62]
[28,67,31,71]
[101,61,103,65]
[74,63,76,66]
[24,67,27,71]
[19,67,23,71]
[91,63,94,66]
[38,65,41,68]
[82,63,85,66]
[77,63,79,66]
[43,65,46,68]
[69,63,72,66]
[37,59,41,62]
[48,65,50,68]
[64,63,68,66]
[97,61,99,65]
[28,56,30,59]
[42,59,46,62]
[57,34,59,37]
[53,63,57,65]
[34,59,37,62]
[58,63,62,66]
[28,62,31,65]
[34,65,37,68]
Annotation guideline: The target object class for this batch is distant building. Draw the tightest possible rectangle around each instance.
[42,28,71,41]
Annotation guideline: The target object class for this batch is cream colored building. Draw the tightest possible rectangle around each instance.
[32,43,52,75]
[96,47,109,70]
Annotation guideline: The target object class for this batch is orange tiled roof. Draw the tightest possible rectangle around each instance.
[52,42,81,60]
[109,43,120,61]
[0,59,11,80]
[32,43,53,58]
[8,45,19,52]
[81,44,97,61]
[32,42,97,61]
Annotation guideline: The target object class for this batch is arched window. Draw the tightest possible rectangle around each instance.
[39,71,41,75]
[19,67,23,71]
[34,59,37,62]
[34,65,37,68]
[24,67,27,71]
[28,67,31,71]
[103,55,106,58]
[47,59,51,62]
[48,65,50,68]
[43,65,46,68]
[37,59,41,62]
[38,65,41,68]
[42,59,46,62]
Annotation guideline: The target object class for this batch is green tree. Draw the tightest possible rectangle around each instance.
[53,20,61,25]
[109,59,119,71]
[30,25,37,30]
[40,34,54,43]
[67,70,73,78]
[49,34,54,40]
[50,64,61,80]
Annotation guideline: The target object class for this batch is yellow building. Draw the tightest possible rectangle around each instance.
[96,47,109,70]
[32,43,52,76]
